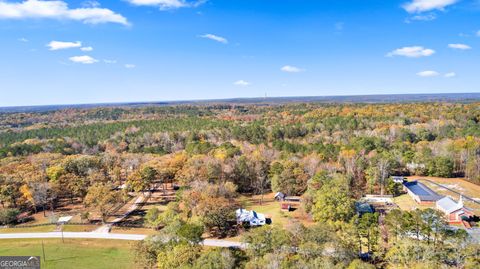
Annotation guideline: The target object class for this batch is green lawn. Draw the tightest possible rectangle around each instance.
[61,225,97,232]
[0,225,56,233]
[239,193,313,228]
[110,226,157,235]
[393,194,431,211]
[0,239,135,269]
[241,198,291,227]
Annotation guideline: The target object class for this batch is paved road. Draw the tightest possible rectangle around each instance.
[0,232,244,248]
[466,228,480,243]
[0,232,146,241]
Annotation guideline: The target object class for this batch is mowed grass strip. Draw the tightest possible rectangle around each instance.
[0,239,135,269]
[393,194,431,211]
[0,225,56,234]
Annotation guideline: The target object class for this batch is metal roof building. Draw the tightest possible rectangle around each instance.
[436,196,473,224]
[436,196,463,214]
[403,181,442,204]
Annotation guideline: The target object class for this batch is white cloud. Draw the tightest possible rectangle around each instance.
[387,46,435,58]
[403,0,459,13]
[281,65,305,73]
[444,72,456,78]
[448,43,471,50]
[81,0,100,8]
[124,64,136,68]
[103,59,117,64]
[80,46,93,51]
[405,13,437,23]
[234,80,250,86]
[199,34,228,44]
[417,70,440,77]
[476,30,480,37]
[69,55,98,64]
[0,0,129,25]
[47,41,81,50]
[18,37,29,42]
[127,0,205,10]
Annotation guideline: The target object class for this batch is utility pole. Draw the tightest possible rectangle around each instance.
[41,240,46,264]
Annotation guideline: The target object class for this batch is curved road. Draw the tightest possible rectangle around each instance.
[0,232,244,248]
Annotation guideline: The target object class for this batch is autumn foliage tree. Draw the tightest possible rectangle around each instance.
[84,183,119,223]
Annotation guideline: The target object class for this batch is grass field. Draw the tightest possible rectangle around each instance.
[110,226,157,235]
[215,193,313,242]
[62,225,97,232]
[238,193,313,228]
[0,225,56,234]
[393,194,431,211]
[0,239,135,269]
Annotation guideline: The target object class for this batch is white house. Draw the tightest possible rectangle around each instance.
[236,209,267,226]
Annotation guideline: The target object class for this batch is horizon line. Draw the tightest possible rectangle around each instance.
[1,91,480,110]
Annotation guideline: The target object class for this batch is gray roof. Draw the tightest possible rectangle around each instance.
[436,196,462,214]
[355,202,374,214]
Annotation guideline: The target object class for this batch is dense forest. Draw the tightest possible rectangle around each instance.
[1,102,479,268]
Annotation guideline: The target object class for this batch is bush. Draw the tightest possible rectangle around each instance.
[0,208,20,225]
[193,249,236,269]
[157,243,201,269]
[178,223,204,244]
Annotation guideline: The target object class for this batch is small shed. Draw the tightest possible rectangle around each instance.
[57,216,73,224]
[391,176,406,184]
[281,203,297,212]
[284,196,301,202]
[274,192,286,201]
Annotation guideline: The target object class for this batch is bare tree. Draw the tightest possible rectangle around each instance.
[378,159,390,196]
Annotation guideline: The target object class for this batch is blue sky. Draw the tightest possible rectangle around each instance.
[1,0,479,106]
